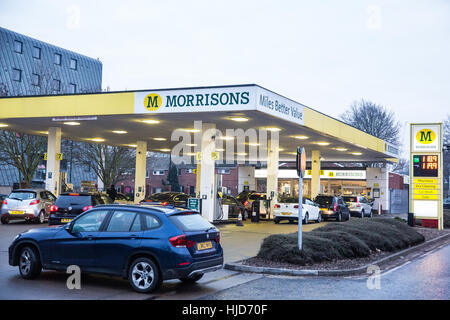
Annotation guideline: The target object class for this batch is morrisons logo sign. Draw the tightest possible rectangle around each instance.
[144,91,250,110]
[416,129,436,145]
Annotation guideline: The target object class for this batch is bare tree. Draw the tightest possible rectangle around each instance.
[340,99,401,145]
[0,131,47,187]
[443,115,450,198]
[73,144,136,188]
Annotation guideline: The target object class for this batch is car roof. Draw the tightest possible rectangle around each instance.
[59,192,94,196]
[12,189,44,192]
[94,203,198,216]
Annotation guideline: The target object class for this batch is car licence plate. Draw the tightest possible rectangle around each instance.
[10,210,24,215]
[281,212,292,215]
[197,241,212,250]
[61,218,72,223]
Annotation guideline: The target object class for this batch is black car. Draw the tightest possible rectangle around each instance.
[48,192,107,225]
[9,204,223,293]
[221,195,246,219]
[314,195,350,222]
[236,191,267,215]
[140,192,190,207]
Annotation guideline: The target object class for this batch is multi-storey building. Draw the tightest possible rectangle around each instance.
[0,26,102,96]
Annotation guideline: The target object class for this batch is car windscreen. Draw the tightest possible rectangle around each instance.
[236,192,249,200]
[9,191,37,200]
[168,213,215,231]
[315,196,333,207]
[55,195,91,208]
[249,194,266,200]
[279,197,298,203]
[343,196,358,203]
[148,193,173,201]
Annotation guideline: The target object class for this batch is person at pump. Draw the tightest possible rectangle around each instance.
[107,184,117,202]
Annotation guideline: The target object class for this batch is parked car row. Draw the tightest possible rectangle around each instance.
[0,189,131,225]
[272,194,374,224]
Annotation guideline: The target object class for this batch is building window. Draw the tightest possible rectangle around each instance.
[31,73,40,86]
[32,46,41,59]
[218,168,231,174]
[52,79,61,91]
[152,170,165,176]
[185,169,195,174]
[12,68,22,82]
[14,40,23,53]
[70,58,77,70]
[68,83,76,93]
[54,53,62,65]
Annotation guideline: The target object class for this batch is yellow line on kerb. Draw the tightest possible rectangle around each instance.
[0,92,135,118]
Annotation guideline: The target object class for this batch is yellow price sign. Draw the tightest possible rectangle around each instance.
[413,194,438,200]
[413,184,438,190]
[212,152,220,160]
[56,153,63,160]
[414,189,438,195]
[413,178,438,184]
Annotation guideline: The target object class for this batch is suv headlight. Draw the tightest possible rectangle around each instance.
[13,234,21,241]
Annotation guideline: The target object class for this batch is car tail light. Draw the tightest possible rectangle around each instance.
[274,204,280,208]
[294,204,299,209]
[69,193,80,196]
[334,202,337,212]
[214,233,220,244]
[2,200,7,205]
[244,201,249,206]
[29,199,40,205]
[356,203,361,207]
[169,234,196,248]
[161,202,169,206]
[50,205,58,212]
[82,205,93,212]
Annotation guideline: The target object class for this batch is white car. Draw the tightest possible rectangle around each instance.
[273,197,321,224]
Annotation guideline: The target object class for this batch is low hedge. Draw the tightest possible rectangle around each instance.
[257,217,425,266]
[444,209,450,229]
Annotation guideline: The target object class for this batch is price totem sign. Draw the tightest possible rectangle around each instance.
[410,123,443,230]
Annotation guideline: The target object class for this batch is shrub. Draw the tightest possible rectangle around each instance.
[256,218,425,266]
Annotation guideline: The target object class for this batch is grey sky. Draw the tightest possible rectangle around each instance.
[1,0,449,158]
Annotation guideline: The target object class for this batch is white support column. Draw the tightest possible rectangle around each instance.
[195,162,201,197]
[199,123,216,222]
[134,141,147,203]
[267,132,279,216]
[311,150,321,200]
[45,127,61,196]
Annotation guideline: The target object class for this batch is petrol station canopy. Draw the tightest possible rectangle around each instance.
[0,84,399,163]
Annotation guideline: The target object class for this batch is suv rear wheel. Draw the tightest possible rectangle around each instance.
[128,257,161,293]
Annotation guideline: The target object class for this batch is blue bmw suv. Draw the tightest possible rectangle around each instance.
[8,204,223,293]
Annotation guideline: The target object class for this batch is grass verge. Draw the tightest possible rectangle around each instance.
[257,217,425,266]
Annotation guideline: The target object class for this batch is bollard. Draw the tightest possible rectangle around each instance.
[236,212,244,226]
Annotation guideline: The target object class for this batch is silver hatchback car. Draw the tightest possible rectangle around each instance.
[1,189,56,224]
[343,195,373,218]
